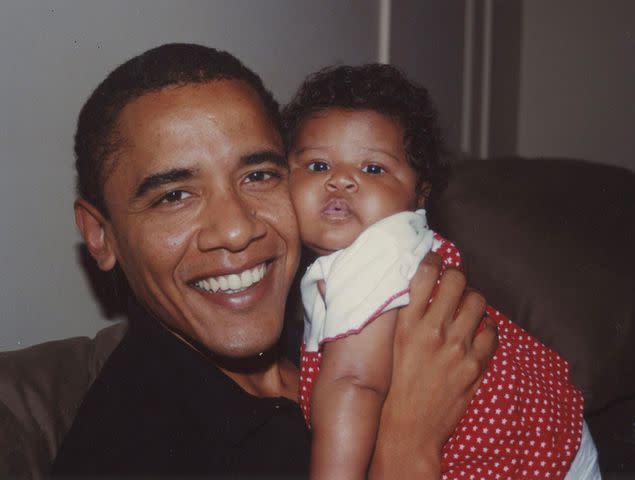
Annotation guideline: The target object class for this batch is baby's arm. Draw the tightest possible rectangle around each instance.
[310,308,397,480]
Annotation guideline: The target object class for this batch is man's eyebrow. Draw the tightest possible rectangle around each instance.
[134,168,196,199]
[240,150,287,167]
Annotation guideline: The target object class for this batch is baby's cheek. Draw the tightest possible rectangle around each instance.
[363,197,404,224]
[291,188,321,223]
[288,178,309,209]
[368,187,417,222]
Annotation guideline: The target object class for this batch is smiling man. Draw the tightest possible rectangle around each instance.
[82,81,299,364]
[51,44,496,477]
[53,45,309,476]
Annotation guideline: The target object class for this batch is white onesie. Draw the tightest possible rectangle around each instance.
[301,209,441,352]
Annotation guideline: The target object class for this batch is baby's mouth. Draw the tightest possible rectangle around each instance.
[321,198,352,219]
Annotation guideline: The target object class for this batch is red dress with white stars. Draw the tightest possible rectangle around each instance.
[299,235,584,480]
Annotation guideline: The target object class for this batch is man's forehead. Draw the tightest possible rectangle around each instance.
[123,80,270,119]
[117,81,279,145]
[102,80,283,196]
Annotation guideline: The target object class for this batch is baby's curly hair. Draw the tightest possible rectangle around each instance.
[281,63,449,197]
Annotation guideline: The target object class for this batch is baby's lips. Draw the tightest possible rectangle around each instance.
[322,197,351,215]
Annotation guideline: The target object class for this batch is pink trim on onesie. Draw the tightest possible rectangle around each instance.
[317,288,409,346]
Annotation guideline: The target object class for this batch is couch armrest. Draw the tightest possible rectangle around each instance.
[0,322,127,477]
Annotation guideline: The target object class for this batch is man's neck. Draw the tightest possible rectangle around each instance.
[218,354,299,401]
[158,318,299,401]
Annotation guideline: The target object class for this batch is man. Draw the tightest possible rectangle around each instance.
[52,43,496,477]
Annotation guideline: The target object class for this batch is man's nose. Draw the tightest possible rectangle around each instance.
[196,193,266,252]
[325,168,358,193]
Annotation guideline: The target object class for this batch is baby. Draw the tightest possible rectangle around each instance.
[282,64,599,480]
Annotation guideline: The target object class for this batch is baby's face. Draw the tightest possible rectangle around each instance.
[288,108,423,255]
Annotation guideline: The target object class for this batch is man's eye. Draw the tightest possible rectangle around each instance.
[157,190,191,204]
[308,161,329,172]
[244,170,281,183]
[361,164,385,174]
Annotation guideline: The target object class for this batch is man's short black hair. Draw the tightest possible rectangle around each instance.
[281,63,449,197]
[75,43,281,215]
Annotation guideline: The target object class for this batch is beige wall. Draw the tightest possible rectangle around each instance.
[390,1,466,154]
[0,0,379,350]
[517,0,635,170]
[8,0,628,350]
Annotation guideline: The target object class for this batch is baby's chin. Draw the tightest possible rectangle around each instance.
[304,237,354,257]
[301,226,363,257]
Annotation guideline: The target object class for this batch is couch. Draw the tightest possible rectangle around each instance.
[429,157,635,477]
[1,156,634,478]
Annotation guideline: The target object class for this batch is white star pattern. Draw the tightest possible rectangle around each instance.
[298,236,584,479]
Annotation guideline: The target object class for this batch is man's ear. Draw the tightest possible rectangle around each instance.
[74,199,117,272]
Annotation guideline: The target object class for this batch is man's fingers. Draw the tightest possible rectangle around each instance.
[450,289,487,343]
[408,252,442,311]
[401,253,441,314]
[394,252,441,342]
[424,268,466,331]
[471,316,499,370]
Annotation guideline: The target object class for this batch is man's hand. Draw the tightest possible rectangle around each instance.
[370,252,498,478]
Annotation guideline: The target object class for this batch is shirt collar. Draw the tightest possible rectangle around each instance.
[126,296,301,445]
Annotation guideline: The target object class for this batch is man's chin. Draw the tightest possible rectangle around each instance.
[156,317,279,360]
[213,341,282,374]
[199,324,283,359]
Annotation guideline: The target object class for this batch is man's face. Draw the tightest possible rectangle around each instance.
[288,108,422,255]
[92,80,300,358]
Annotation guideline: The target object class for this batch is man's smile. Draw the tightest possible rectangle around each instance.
[191,261,270,294]
[187,258,280,312]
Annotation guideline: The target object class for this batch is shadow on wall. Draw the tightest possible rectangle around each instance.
[75,243,129,320]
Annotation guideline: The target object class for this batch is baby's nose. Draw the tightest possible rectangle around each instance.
[326,171,358,192]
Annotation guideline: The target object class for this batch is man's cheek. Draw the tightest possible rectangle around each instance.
[160,228,194,253]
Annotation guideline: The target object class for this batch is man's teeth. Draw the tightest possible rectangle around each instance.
[194,263,267,294]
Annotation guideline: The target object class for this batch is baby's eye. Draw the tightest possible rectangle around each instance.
[244,170,280,183]
[308,161,330,172]
[158,190,192,204]
[361,164,385,175]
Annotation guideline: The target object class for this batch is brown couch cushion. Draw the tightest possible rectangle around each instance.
[429,157,635,413]
[0,322,126,477]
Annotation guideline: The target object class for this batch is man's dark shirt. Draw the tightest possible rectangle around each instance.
[52,299,310,477]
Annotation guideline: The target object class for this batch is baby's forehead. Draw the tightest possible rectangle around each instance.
[303,107,401,126]
[294,108,404,141]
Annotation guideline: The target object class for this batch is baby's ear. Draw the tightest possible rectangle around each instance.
[416,182,432,208]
